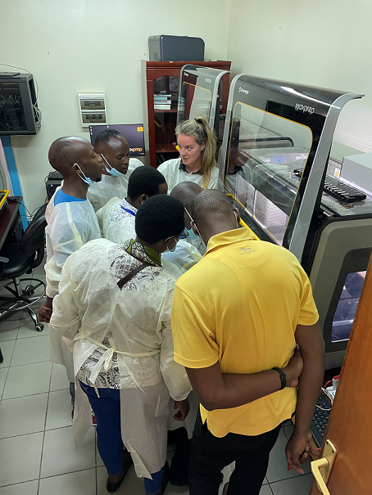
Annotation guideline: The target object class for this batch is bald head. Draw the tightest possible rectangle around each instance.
[48,137,92,175]
[170,181,203,211]
[191,190,238,238]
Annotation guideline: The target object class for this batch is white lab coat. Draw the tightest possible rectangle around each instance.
[157,158,219,192]
[87,158,143,211]
[96,197,136,243]
[51,238,191,478]
[97,198,202,272]
[45,197,101,378]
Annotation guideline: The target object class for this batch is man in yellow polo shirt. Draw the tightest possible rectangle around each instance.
[171,190,324,495]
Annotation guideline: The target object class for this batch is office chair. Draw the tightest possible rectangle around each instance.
[0,203,47,332]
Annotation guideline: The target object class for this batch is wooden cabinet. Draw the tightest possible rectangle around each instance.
[141,60,231,168]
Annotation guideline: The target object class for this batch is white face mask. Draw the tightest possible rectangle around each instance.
[75,163,94,186]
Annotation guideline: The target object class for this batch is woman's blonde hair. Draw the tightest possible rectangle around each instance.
[175,117,217,189]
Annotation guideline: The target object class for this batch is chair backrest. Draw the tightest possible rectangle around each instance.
[20,203,47,258]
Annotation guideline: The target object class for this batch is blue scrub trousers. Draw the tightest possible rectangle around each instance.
[79,381,165,493]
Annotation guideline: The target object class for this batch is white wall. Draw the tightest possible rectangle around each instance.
[226,0,372,159]
[0,0,229,212]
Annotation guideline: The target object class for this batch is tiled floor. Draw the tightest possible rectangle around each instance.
[0,264,314,494]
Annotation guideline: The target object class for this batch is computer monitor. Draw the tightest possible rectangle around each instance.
[89,124,145,157]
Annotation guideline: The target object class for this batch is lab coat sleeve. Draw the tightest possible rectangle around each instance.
[208,171,220,190]
[50,255,81,342]
[45,204,90,298]
[159,287,191,402]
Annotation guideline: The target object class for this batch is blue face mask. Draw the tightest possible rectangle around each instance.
[75,163,94,186]
[185,226,199,240]
[100,154,126,178]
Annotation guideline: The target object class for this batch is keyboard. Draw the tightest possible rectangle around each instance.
[293,169,367,203]
[48,171,63,180]
[311,393,332,447]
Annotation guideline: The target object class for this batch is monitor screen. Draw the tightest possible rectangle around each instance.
[89,124,145,156]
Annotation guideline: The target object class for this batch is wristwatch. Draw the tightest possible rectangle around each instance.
[272,367,286,390]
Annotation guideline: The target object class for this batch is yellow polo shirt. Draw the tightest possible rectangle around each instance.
[171,228,319,438]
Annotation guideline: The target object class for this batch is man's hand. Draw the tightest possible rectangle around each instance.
[38,297,53,323]
[283,348,303,388]
[173,399,190,421]
[285,429,312,474]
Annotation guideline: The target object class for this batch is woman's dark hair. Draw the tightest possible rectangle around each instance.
[135,195,185,244]
[127,166,166,201]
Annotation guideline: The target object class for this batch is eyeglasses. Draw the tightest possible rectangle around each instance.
[183,207,205,244]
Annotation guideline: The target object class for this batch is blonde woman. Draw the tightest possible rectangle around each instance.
[158,117,219,191]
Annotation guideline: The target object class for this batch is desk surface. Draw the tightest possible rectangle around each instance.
[0,196,22,252]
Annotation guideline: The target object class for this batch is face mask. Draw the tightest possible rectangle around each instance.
[100,155,126,178]
[75,163,94,186]
[165,236,178,252]
[185,226,199,240]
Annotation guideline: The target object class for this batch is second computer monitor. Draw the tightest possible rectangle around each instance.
[89,124,145,157]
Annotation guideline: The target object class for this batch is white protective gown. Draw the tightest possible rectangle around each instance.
[87,158,143,211]
[97,198,202,272]
[50,238,191,479]
[45,196,101,377]
[157,158,219,192]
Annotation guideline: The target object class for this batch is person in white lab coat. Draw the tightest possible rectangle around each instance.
[97,167,202,273]
[38,136,104,405]
[157,117,219,192]
[87,129,143,211]
[170,181,205,255]
[96,165,168,242]
[51,195,191,495]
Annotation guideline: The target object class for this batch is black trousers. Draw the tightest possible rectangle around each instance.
[188,412,281,495]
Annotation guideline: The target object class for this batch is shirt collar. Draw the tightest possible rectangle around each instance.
[205,228,258,255]
[124,239,162,267]
[179,159,203,175]
[120,198,137,214]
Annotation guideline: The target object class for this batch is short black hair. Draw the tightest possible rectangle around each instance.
[127,166,166,201]
[135,195,185,244]
[48,137,89,174]
[94,129,123,146]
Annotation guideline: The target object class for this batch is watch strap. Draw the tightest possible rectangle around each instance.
[272,367,286,390]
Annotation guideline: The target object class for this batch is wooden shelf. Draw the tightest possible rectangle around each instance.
[156,143,177,153]
[154,108,177,113]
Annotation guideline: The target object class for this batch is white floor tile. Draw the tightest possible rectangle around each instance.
[266,427,310,483]
[3,362,52,399]
[39,468,96,495]
[0,340,16,369]
[270,473,313,494]
[0,316,20,342]
[11,335,50,366]
[41,426,96,478]
[0,432,43,486]
[46,389,72,430]
[18,318,50,339]
[50,363,69,392]
[0,480,38,495]
[0,393,48,438]
[0,368,8,398]
[259,486,273,495]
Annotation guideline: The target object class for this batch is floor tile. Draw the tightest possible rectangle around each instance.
[0,340,16,369]
[18,318,50,339]
[46,389,72,430]
[0,368,8,398]
[259,486,273,495]
[270,473,313,494]
[41,425,96,478]
[0,393,48,438]
[0,432,43,486]
[39,468,96,495]
[0,316,20,342]
[0,480,38,495]
[11,335,50,366]
[50,363,69,392]
[266,427,310,483]
[3,361,52,399]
